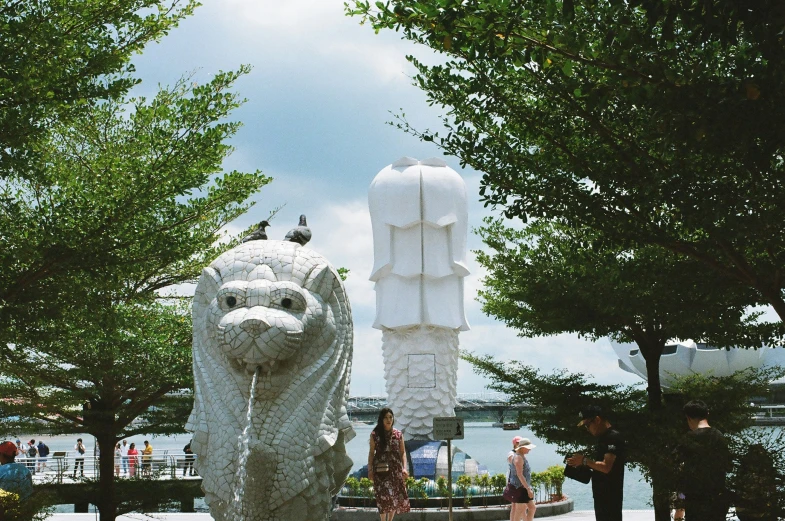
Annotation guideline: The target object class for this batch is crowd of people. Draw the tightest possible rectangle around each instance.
[0,436,197,493]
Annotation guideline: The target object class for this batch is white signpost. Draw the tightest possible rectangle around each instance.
[433,417,464,521]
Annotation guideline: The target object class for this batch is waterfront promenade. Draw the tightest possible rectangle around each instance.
[47,512,660,521]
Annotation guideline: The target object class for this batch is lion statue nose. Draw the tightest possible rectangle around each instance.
[240,317,271,335]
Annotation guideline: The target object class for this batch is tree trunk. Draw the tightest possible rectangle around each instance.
[759,286,785,323]
[640,344,664,412]
[635,334,669,521]
[95,430,118,521]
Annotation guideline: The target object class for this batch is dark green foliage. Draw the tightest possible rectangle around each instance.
[476,218,779,410]
[0,68,269,520]
[347,0,785,320]
[463,352,785,514]
[0,0,198,178]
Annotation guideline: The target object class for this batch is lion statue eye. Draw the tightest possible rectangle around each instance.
[270,288,305,312]
[216,287,245,311]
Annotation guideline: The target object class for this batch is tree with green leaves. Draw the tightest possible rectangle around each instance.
[0,0,198,177]
[464,353,785,521]
[347,0,785,322]
[0,68,270,521]
[477,218,773,411]
[477,217,777,519]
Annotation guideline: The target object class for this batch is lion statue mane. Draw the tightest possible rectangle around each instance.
[186,240,354,521]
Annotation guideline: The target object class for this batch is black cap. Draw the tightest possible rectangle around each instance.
[577,405,604,427]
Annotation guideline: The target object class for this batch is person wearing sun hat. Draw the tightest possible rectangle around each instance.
[505,436,537,521]
[0,440,33,501]
[567,405,626,521]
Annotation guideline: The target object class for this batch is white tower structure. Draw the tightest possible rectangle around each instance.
[368,157,470,440]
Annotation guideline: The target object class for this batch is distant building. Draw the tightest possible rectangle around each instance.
[611,340,785,394]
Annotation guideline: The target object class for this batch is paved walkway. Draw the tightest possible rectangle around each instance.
[47,511,658,521]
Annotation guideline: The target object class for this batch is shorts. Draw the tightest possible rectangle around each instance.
[504,484,533,503]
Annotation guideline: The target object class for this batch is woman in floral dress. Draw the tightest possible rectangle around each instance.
[367,407,410,520]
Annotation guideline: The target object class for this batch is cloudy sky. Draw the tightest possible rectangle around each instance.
[132,0,643,396]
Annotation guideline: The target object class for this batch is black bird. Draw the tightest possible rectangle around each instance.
[241,220,270,243]
[284,214,312,246]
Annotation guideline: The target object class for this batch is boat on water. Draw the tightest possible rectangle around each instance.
[502,422,520,430]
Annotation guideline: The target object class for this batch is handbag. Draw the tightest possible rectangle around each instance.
[374,462,390,476]
[503,482,530,503]
[564,463,592,484]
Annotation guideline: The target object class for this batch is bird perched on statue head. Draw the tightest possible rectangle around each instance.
[284,214,311,246]
[240,220,270,243]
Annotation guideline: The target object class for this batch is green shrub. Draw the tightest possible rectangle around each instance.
[436,475,451,497]
[544,465,565,498]
[491,473,507,496]
[456,474,473,506]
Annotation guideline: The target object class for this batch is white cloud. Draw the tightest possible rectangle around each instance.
[186,0,418,86]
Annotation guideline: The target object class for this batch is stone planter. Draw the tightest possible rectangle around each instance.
[332,496,574,520]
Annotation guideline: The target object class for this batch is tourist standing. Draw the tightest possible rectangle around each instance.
[567,406,626,521]
[36,440,49,473]
[73,438,86,478]
[673,400,731,521]
[505,436,536,521]
[114,444,122,477]
[367,408,410,521]
[120,440,129,475]
[26,440,37,475]
[0,441,33,501]
[183,440,195,477]
[142,440,153,476]
[14,440,25,469]
[127,443,139,478]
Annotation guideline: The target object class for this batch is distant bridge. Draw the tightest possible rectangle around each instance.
[347,392,531,423]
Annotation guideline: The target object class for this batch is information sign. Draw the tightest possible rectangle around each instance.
[433,417,465,440]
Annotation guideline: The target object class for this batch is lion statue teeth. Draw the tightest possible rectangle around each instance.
[187,240,354,521]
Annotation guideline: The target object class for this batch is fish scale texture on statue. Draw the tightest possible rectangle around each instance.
[187,240,354,521]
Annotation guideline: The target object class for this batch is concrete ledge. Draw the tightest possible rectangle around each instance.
[535,497,574,517]
[333,497,573,520]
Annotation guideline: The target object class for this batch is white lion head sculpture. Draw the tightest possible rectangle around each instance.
[187,240,354,521]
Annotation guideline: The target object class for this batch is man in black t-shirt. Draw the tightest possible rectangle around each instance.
[673,400,731,521]
[567,405,626,521]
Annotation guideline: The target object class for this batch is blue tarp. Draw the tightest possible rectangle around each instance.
[408,441,442,479]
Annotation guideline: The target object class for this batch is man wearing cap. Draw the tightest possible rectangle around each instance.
[14,440,25,468]
[567,405,626,521]
[672,400,731,521]
[0,440,34,501]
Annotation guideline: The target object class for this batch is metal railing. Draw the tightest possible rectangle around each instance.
[20,453,199,483]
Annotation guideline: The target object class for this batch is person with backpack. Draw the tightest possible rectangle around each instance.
[183,440,196,477]
[36,440,49,473]
[73,438,86,478]
[26,440,37,475]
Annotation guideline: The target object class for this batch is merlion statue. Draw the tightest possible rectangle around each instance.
[187,239,354,521]
[368,157,470,440]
